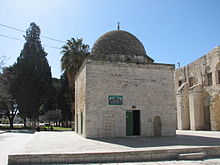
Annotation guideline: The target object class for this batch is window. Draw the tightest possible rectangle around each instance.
[218,70,220,84]
[207,73,212,86]
[178,80,182,87]
[189,77,194,87]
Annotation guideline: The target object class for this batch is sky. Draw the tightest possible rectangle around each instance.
[0,0,220,78]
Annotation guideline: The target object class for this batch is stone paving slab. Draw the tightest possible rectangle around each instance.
[65,158,220,165]
[0,131,34,165]
[18,130,220,155]
[7,130,220,164]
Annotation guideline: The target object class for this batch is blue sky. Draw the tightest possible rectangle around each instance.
[0,0,220,78]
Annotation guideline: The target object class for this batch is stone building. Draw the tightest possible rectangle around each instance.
[75,29,176,138]
[175,46,220,131]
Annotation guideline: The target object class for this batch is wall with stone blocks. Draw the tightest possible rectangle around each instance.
[75,66,86,136]
[176,82,190,130]
[175,46,220,131]
[189,84,204,130]
[76,60,176,138]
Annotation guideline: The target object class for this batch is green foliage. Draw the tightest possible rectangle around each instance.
[57,71,72,123]
[0,55,6,73]
[44,109,62,123]
[61,38,90,73]
[39,73,72,127]
[41,78,61,115]
[43,126,71,131]
[14,22,52,122]
[60,38,89,88]
[0,66,18,128]
[60,38,90,124]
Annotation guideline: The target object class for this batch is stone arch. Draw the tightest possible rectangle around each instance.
[153,115,161,136]
[206,66,211,72]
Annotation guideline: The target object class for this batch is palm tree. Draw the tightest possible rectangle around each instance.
[60,38,89,88]
[61,38,89,124]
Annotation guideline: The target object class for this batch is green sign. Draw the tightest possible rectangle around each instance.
[108,95,123,105]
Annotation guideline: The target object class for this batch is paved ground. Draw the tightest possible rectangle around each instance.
[24,159,220,165]
[72,159,220,165]
[2,130,220,165]
[0,130,34,165]
[22,130,220,154]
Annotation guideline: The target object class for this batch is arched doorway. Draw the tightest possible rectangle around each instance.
[153,116,161,136]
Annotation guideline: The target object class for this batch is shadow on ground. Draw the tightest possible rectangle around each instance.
[0,130,34,134]
[89,135,220,148]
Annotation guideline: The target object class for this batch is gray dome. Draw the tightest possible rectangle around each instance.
[89,30,154,64]
[91,30,147,57]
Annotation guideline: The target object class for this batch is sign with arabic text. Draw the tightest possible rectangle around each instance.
[108,95,123,105]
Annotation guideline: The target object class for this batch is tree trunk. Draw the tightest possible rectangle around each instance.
[9,117,14,129]
[66,71,74,90]
[23,118,27,128]
[32,119,37,132]
[66,120,68,128]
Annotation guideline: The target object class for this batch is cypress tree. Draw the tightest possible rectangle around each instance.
[15,22,52,130]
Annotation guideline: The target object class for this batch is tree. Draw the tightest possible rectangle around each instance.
[60,38,89,87]
[0,55,6,72]
[0,66,18,128]
[39,78,61,116]
[14,22,52,130]
[50,78,61,110]
[57,71,72,127]
[44,109,62,126]
[60,38,89,124]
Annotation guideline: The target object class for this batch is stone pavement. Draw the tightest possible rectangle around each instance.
[72,158,220,165]
[0,131,34,165]
[5,130,220,164]
[20,130,220,154]
[19,159,220,165]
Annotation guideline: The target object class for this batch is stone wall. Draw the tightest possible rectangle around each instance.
[76,60,176,138]
[75,66,86,136]
[174,46,220,131]
[176,82,190,130]
[188,84,204,130]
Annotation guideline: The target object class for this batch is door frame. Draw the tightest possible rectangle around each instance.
[126,110,141,136]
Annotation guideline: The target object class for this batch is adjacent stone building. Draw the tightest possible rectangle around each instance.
[175,46,220,131]
[75,30,176,138]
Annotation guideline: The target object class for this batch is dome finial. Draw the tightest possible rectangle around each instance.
[117,22,120,30]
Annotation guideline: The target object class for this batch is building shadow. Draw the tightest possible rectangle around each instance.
[89,134,220,148]
[4,130,34,134]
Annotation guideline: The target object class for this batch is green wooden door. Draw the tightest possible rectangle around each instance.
[126,110,133,136]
